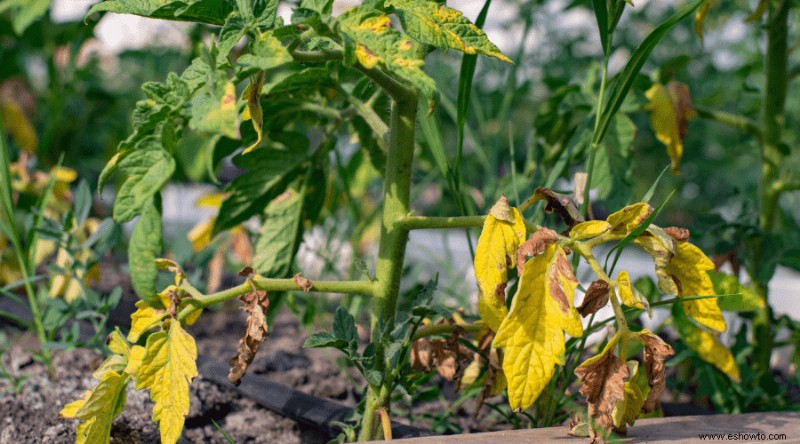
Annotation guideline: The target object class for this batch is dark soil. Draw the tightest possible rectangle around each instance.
[0,307,358,444]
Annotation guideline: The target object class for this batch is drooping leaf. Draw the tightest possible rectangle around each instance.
[612,360,650,432]
[575,338,628,440]
[474,196,526,331]
[673,305,740,382]
[386,0,511,62]
[616,270,646,310]
[241,72,266,154]
[531,187,584,228]
[339,7,437,100]
[135,321,198,444]
[607,202,653,235]
[635,330,675,412]
[645,81,696,174]
[86,0,232,25]
[494,244,582,409]
[128,200,163,307]
[577,279,610,317]
[664,241,726,332]
[112,139,175,223]
[229,290,270,385]
[59,371,130,444]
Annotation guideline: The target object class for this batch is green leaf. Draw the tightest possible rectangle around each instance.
[112,138,175,223]
[252,182,305,277]
[386,0,510,62]
[237,31,293,71]
[189,80,240,139]
[334,306,358,348]
[339,7,437,100]
[0,0,50,35]
[593,0,704,146]
[709,271,764,312]
[213,140,308,235]
[217,17,248,65]
[86,0,232,25]
[299,0,333,15]
[365,369,384,386]
[129,200,163,307]
[303,332,347,349]
[591,0,609,56]
[252,0,279,29]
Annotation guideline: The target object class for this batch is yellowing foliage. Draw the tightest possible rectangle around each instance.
[60,371,129,444]
[676,313,740,382]
[135,321,198,444]
[607,202,653,235]
[474,196,526,331]
[494,244,582,410]
[569,220,611,241]
[645,81,697,174]
[666,242,726,332]
[616,270,644,310]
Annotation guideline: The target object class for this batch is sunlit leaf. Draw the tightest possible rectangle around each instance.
[645,81,696,174]
[673,305,740,382]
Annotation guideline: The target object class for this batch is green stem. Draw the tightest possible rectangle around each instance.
[751,0,791,375]
[359,94,419,442]
[694,106,762,138]
[396,215,539,233]
[411,322,484,341]
[584,56,610,216]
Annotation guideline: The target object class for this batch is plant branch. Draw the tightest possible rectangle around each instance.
[412,322,485,340]
[694,105,762,138]
[396,214,539,233]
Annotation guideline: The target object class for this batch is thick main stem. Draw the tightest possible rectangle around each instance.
[359,95,418,442]
[751,0,790,374]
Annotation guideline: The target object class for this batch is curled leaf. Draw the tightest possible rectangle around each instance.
[229,290,270,385]
[575,339,629,441]
[636,330,675,412]
[515,227,559,274]
[664,226,690,241]
[577,280,610,317]
[241,71,266,154]
[616,270,647,311]
[607,203,653,235]
[532,187,584,228]
[570,220,611,241]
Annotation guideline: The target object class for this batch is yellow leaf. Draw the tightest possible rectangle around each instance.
[675,312,740,382]
[569,220,611,241]
[1,100,37,152]
[195,193,225,208]
[474,196,526,331]
[124,345,146,379]
[616,270,644,310]
[128,300,167,342]
[187,217,215,252]
[62,371,130,444]
[612,360,650,431]
[92,355,127,380]
[645,82,696,174]
[494,244,582,409]
[694,0,714,42]
[666,242,725,332]
[606,203,653,235]
[135,321,198,444]
[241,71,265,155]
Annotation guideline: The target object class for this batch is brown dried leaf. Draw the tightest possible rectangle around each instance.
[638,331,675,412]
[667,81,697,140]
[410,338,433,372]
[167,289,181,319]
[663,226,690,242]
[410,335,472,382]
[532,187,585,228]
[575,348,629,442]
[228,290,270,386]
[293,273,313,293]
[577,280,610,317]
[238,266,255,277]
[516,227,560,274]
[548,247,579,315]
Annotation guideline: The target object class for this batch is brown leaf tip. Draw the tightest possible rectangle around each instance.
[663,226,690,242]
[516,227,560,274]
[238,266,255,277]
[575,351,629,440]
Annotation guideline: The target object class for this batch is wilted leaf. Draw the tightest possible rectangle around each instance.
[229,290,270,385]
[612,360,650,432]
[636,330,674,412]
[386,0,511,62]
[616,270,646,310]
[494,244,582,409]
[664,226,690,242]
[241,71,265,155]
[575,339,628,441]
[665,241,726,331]
[645,81,697,174]
[135,321,198,444]
[474,196,526,331]
[674,306,740,382]
[578,280,610,317]
[532,187,584,228]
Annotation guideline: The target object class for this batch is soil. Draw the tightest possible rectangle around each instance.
[0,306,357,444]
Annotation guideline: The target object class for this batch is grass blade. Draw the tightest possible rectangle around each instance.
[591,0,609,56]
[641,164,671,203]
